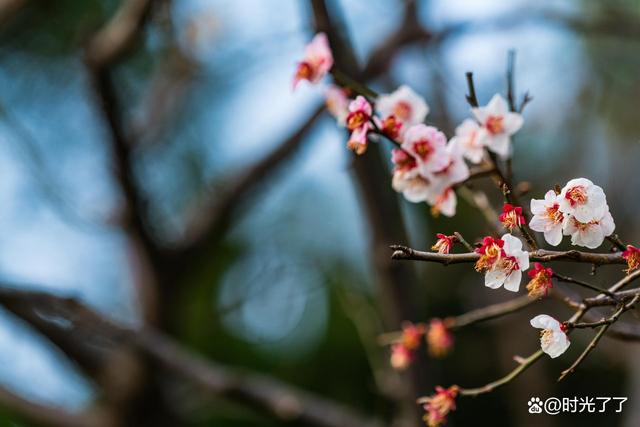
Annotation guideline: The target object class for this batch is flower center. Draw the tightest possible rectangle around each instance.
[540,329,554,347]
[474,243,502,272]
[295,62,313,80]
[498,255,520,275]
[565,186,587,207]
[393,101,412,121]
[545,203,563,224]
[413,140,433,161]
[485,115,504,135]
[382,116,402,139]
[346,111,368,131]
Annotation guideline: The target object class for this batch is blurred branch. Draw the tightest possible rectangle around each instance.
[84,0,164,325]
[0,385,111,427]
[360,0,431,78]
[84,0,155,68]
[0,0,27,26]
[0,287,383,427]
[174,104,325,264]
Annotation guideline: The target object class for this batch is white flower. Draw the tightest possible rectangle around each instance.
[449,119,487,164]
[401,124,449,176]
[484,234,530,292]
[376,85,429,127]
[471,94,523,159]
[530,315,570,358]
[529,190,565,246]
[558,178,608,223]
[432,139,470,188]
[562,211,615,249]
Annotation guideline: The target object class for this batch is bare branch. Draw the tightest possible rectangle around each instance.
[0,385,112,427]
[0,287,382,427]
[175,104,325,262]
[446,295,537,330]
[84,0,155,69]
[558,295,640,381]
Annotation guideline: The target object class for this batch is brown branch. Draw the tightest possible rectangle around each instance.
[552,272,614,297]
[446,295,537,330]
[174,104,325,263]
[558,295,640,381]
[0,385,112,427]
[0,287,382,427]
[84,0,155,69]
[390,245,625,266]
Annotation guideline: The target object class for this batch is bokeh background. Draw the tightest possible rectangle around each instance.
[0,0,639,426]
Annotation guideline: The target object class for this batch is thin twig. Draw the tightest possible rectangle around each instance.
[558,295,639,381]
[552,272,614,297]
[464,72,479,108]
[453,232,475,252]
[446,295,537,330]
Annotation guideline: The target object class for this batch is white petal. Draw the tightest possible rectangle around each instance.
[543,333,570,359]
[530,314,560,330]
[485,268,507,289]
[502,112,524,135]
[544,225,563,246]
[600,211,615,236]
[485,134,511,158]
[486,94,508,115]
[503,270,522,292]
[576,225,604,249]
[501,233,522,254]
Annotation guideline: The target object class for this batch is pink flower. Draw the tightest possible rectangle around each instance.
[401,124,448,176]
[346,96,374,155]
[432,233,455,254]
[449,119,486,164]
[400,322,426,350]
[325,85,349,126]
[499,204,525,231]
[526,263,553,299]
[471,94,523,158]
[529,190,564,246]
[622,245,640,274]
[431,139,470,192]
[427,318,454,358]
[418,386,459,427]
[293,32,333,89]
[390,343,413,371]
[391,149,433,203]
[376,85,429,140]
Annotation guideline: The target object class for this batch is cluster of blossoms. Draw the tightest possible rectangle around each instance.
[389,320,454,370]
[294,32,639,427]
[418,386,459,427]
[529,178,614,249]
[294,33,524,217]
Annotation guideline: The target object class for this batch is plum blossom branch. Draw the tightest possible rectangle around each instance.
[458,350,544,396]
[558,295,640,381]
[390,245,625,266]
